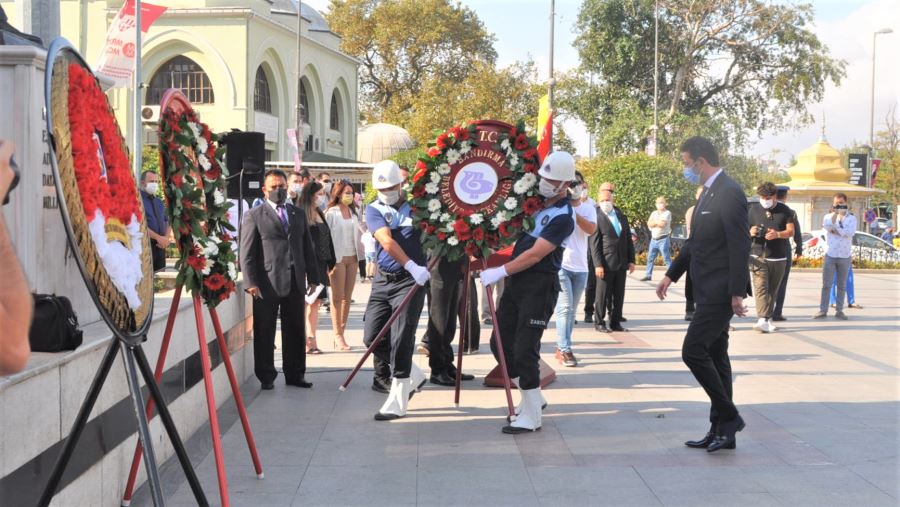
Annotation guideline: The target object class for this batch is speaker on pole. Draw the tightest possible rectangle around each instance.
[221,130,266,200]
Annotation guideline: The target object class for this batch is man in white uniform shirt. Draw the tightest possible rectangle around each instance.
[554,171,597,367]
[813,192,857,320]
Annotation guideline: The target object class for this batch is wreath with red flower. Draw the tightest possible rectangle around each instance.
[158,109,237,307]
[408,120,542,261]
[67,63,146,309]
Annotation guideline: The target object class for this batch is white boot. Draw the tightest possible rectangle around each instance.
[410,363,427,397]
[503,388,542,434]
[509,378,548,422]
[374,378,411,421]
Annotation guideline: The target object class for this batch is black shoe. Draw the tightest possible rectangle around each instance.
[610,324,627,332]
[502,424,541,434]
[595,322,610,333]
[286,379,313,388]
[772,315,786,322]
[684,423,717,448]
[639,276,651,281]
[620,316,628,323]
[261,382,274,390]
[373,412,401,421]
[707,415,745,453]
[447,368,475,381]
[584,312,594,324]
[429,372,456,386]
[372,378,390,394]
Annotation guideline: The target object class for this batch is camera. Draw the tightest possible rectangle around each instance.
[755,224,768,239]
[3,155,19,206]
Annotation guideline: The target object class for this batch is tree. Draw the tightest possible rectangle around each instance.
[874,106,900,207]
[327,0,497,122]
[560,0,846,156]
[553,122,577,155]
[401,60,544,143]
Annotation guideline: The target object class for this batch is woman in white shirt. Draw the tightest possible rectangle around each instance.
[324,180,362,350]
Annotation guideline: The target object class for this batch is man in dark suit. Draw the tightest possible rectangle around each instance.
[657,137,751,453]
[589,182,635,333]
[240,169,321,390]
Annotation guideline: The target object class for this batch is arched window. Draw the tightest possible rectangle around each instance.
[330,92,340,132]
[254,67,272,113]
[147,56,215,105]
[299,80,310,125]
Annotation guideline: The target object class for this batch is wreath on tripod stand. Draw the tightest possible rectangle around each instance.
[158,109,237,307]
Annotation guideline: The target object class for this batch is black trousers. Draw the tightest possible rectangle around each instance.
[595,268,626,327]
[252,270,306,384]
[358,259,367,279]
[682,303,737,423]
[363,272,426,381]
[773,257,792,318]
[425,257,464,375]
[584,255,596,316]
[462,275,479,351]
[490,272,559,390]
[685,268,695,313]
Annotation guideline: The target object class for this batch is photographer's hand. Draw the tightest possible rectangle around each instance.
[0,141,16,205]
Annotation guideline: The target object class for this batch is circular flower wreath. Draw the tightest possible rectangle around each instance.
[67,62,146,309]
[408,120,543,261]
[158,109,237,307]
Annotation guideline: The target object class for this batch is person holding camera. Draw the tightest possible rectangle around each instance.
[814,193,857,320]
[0,140,32,375]
[747,182,794,333]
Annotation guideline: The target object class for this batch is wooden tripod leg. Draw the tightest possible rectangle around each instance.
[483,260,515,418]
[454,263,472,405]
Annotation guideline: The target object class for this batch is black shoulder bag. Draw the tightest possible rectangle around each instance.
[29,294,83,352]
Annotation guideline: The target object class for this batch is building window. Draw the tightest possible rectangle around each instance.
[147,56,215,105]
[254,67,272,114]
[265,149,274,162]
[299,80,310,125]
[330,92,340,132]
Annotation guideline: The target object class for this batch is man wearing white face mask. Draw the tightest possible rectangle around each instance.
[480,151,577,434]
[140,170,171,272]
[747,182,794,333]
[363,160,430,420]
[641,196,672,281]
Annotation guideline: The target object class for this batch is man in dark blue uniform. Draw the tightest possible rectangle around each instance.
[481,151,577,434]
[364,160,430,421]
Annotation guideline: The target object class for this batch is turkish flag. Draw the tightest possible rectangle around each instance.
[537,111,553,163]
[121,0,168,32]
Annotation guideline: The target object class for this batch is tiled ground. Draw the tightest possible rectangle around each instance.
[135,271,899,506]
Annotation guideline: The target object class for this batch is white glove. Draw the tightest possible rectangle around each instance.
[404,260,430,286]
[480,266,508,286]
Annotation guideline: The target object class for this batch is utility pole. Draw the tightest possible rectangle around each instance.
[548,0,555,149]
[648,0,659,156]
[295,2,304,163]
[133,0,142,180]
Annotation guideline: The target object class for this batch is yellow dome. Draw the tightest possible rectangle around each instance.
[787,138,849,183]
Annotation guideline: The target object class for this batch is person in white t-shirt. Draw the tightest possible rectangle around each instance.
[641,196,673,281]
[361,225,378,280]
[554,171,598,367]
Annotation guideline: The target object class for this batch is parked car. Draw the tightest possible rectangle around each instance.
[802,229,900,264]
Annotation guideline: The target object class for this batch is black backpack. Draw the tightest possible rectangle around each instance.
[29,294,83,352]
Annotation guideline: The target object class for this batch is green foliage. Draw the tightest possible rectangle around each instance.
[561,0,846,156]
[873,109,899,207]
[580,153,696,231]
[722,155,788,195]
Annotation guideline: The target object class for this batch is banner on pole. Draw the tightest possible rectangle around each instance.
[286,128,303,172]
[95,0,167,88]
[536,95,550,140]
[871,158,881,186]
[848,153,868,187]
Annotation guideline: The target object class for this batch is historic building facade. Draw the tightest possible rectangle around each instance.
[3,0,360,161]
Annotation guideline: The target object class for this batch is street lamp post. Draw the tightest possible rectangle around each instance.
[868,28,892,218]
[649,0,658,156]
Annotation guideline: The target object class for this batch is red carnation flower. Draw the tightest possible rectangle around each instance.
[508,127,518,138]
[181,198,193,209]
[464,242,478,257]
[219,233,232,242]
[437,232,447,241]
[419,221,429,231]
[204,273,226,291]
[412,167,428,184]
[456,127,469,141]
[427,146,441,158]
[452,219,472,241]
[472,228,485,241]
[436,133,450,150]
[514,134,529,151]
[523,148,538,161]
[523,163,537,174]
[172,174,184,187]
[511,216,524,228]
[499,222,511,238]
[186,253,206,272]
[412,185,427,198]
[523,197,542,216]
[426,224,437,234]
[205,164,222,181]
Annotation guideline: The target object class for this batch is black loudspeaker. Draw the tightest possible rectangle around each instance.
[221,131,265,200]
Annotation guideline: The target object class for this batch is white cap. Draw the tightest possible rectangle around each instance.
[372,160,403,190]
[538,151,576,182]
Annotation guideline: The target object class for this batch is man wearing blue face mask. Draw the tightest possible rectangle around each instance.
[747,182,794,333]
[656,137,751,453]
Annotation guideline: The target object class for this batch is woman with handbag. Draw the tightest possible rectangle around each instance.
[297,181,335,354]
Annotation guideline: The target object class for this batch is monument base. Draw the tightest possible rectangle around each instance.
[482,359,556,388]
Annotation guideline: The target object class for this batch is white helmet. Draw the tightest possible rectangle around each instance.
[538,151,576,182]
[372,160,403,190]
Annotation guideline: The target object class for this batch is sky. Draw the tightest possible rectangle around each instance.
[306,0,900,163]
